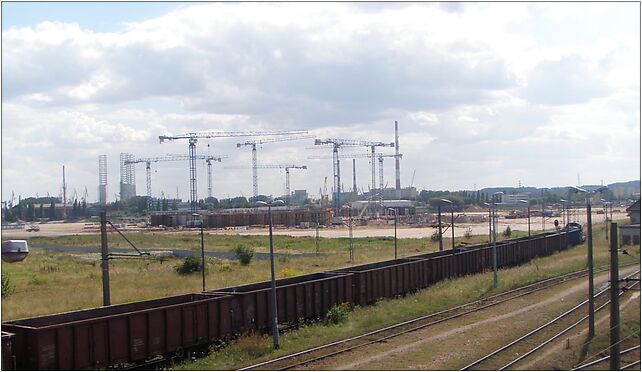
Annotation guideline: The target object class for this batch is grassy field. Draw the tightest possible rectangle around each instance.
[174,222,640,370]
[2,228,504,320]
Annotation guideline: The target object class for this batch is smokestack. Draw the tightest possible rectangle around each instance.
[394,121,401,197]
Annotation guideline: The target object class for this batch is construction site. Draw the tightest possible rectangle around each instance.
[94,121,429,229]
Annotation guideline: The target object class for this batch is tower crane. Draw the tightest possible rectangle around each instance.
[225,164,307,204]
[125,154,225,201]
[159,130,307,218]
[309,152,402,210]
[236,135,314,198]
[313,139,394,214]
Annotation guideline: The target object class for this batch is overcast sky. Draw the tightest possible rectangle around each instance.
[1,2,640,203]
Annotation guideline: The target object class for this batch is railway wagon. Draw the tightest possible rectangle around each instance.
[330,259,426,306]
[2,331,16,370]
[209,272,353,333]
[2,293,234,370]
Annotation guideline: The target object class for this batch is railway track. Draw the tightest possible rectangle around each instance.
[572,345,640,370]
[239,265,635,371]
[461,270,640,371]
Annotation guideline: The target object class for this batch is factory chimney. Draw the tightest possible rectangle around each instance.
[394,121,401,198]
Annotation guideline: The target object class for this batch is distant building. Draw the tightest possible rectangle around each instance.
[501,194,531,205]
[290,190,308,204]
[620,199,640,246]
[350,200,415,216]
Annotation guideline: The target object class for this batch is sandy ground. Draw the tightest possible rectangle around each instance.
[2,211,628,240]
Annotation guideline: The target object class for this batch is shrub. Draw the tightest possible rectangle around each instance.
[503,225,512,238]
[176,255,203,275]
[430,231,440,242]
[2,274,14,298]
[325,303,350,325]
[234,244,254,265]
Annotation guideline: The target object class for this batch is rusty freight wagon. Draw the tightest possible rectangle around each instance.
[2,293,234,370]
[209,272,353,332]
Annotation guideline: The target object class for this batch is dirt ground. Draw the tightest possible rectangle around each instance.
[2,211,628,240]
[298,265,640,370]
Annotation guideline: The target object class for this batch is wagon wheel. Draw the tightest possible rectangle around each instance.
[174,346,185,359]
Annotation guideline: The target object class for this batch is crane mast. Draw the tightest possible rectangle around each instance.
[160,130,306,219]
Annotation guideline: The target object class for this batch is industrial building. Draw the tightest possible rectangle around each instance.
[151,207,333,228]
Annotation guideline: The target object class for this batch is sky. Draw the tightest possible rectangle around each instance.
[1,2,640,203]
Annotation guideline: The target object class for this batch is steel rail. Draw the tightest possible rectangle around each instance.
[460,270,640,371]
[239,265,634,371]
[572,345,640,370]
[621,360,641,370]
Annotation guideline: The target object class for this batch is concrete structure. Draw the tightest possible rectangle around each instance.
[119,153,136,201]
[501,193,531,205]
[290,190,308,204]
[620,199,640,246]
[98,155,107,204]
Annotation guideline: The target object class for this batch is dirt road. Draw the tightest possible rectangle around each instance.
[2,212,627,240]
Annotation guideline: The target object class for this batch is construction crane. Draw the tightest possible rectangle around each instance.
[125,154,225,201]
[314,139,394,214]
[225,164,307,203]
[236,135,314,198]
[159,130,307,218]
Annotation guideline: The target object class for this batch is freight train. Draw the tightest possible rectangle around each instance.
[1,227,582,370]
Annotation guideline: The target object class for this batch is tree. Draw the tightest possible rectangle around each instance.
[49,200,57,220]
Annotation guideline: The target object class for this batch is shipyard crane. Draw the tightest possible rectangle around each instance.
[159,130,307,218]
[225,164,307,203]
[236,135,314,198]
[308,152,402,210]
[313,139,394,214]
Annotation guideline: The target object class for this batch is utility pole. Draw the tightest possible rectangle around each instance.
[609,222,620,370]
[100,211,111,306]
[586,200,595,337]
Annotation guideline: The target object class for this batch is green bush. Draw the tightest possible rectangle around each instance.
[325,303,350,325]
[430,231,440,242]
[234,244,254,265]
[503,225,512,237]
[2,274,14,298]
[175,255,203,275]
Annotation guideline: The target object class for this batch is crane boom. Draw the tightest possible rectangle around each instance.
[159,130,307,143]
[308,153,402,160]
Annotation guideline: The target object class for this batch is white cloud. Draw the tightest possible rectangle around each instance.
[1,2,639,200]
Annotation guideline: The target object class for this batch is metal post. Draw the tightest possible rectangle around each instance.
[609,222,620,371]
[394,209,398,259]
[492,204,498,288]
[438,204,443,251]
[200,219,206,292]
[100,211,111,306]
[451,207,455,250]
[267,205,280,349]
[488,206,492,243]
[527,206,531,237]
[315,211,320,256]
[348,206,353,262]
[586,200,595,337]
